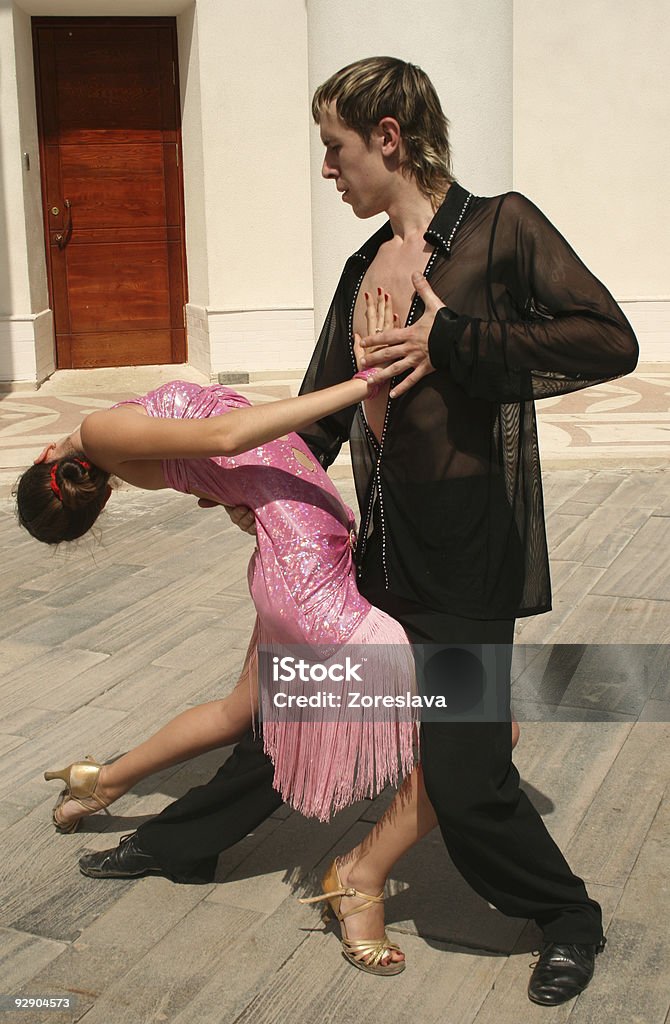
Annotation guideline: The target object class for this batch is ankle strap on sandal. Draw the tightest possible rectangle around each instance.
[299,885,384,918]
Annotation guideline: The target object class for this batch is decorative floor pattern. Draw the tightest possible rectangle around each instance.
[2,364,668,497]
[536,366,670,461]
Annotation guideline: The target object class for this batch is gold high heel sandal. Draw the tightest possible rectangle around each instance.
[299,859,405,976]
[44,756,111,834]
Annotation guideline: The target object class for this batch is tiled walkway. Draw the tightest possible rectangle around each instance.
[1,365,669,1023]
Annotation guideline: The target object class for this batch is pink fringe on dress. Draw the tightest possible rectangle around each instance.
[258,607,419,821]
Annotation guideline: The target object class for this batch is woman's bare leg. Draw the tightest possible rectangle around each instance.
[331,766,435,964]
[55,643,258,827]
[333,718,521,964]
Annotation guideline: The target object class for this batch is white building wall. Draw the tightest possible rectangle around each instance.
[176,5,209,314]
[514,1,670,362]
[1,3,666,384]
[0,4,31,318]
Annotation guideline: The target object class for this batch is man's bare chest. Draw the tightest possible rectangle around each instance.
[353,243,434,337]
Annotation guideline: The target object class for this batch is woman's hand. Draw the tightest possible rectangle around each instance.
[360,273,445,398]
[353,288,398,372]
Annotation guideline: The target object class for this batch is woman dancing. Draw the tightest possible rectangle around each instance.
[17,293,518,976]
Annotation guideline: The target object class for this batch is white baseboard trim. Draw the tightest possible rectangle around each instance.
[0,311,55,386]
[186,304,315,376]
[5,300,660,385]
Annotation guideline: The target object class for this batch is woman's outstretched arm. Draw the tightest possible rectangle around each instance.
[80,294,391,470]
[81,369,376,468]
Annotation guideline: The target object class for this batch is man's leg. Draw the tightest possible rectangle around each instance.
[80,731,282,882]
[420,718,602,940]
[415,617,602,943]
[362,554,603,1002]
[416,615,606,1007]
[419,694,605,1007]
[359,572,603,942]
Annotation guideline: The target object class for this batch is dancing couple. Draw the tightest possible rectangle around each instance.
[18,57,637,1004]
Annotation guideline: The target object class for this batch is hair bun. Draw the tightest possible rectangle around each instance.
[60,457,89,477]
[58,457,100,509]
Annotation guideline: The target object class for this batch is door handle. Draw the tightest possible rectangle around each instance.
[55,199,72,249]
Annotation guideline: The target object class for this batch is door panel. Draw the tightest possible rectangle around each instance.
[66,242,171,332]
[67,331,181,369]
[33,18,187,369]
[59,145,168,229]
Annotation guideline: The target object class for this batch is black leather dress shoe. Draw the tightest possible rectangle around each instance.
[528,938,606,1006]
[79,832,165,879]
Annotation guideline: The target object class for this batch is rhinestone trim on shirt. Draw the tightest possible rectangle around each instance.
[351,189,473,587]
[347,268,368,371]
[356,246,441,589]
[426,191,473,253]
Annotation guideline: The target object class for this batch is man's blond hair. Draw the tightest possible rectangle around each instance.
[312,56,453,204]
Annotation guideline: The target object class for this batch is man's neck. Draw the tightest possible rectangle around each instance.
[385,180,449,242]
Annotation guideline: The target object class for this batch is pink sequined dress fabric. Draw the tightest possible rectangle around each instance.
[119,381,417,819]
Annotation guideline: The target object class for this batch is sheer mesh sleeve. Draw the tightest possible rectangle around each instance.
[298,274,359,467]
[428,192,639,401]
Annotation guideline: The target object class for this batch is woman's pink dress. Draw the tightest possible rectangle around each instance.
[120,381,417,819]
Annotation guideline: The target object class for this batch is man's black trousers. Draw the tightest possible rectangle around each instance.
[136,595,602,944]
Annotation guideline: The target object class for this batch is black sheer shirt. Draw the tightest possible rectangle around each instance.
[298,182,638,619]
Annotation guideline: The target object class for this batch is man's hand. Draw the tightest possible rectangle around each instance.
[197,498,257,536]
[360,273,445,399]
[34,444,54,465]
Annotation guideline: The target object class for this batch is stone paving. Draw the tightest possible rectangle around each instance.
[0,365,669,1024]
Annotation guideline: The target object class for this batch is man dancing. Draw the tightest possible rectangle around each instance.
[79,57,637,1006]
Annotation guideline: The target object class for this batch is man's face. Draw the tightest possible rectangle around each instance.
[319,104,388,219]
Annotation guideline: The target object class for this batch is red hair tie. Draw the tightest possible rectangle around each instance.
[49,463,62,501]
[49,458,90,502]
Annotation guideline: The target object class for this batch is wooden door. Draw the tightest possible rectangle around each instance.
[33,18,187,369]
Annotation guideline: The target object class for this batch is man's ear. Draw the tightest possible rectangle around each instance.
[377,116,402,156]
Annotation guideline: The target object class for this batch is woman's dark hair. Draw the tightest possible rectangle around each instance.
[15,454,111,544]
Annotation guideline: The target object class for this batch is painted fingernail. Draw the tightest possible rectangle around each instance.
[377,287,382,296]
[385,293,389,301]
[364,291,369,300]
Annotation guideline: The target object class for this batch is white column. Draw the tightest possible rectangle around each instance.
[187,0,315,379]
[0,4,53,386]
[306,0,514,331]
